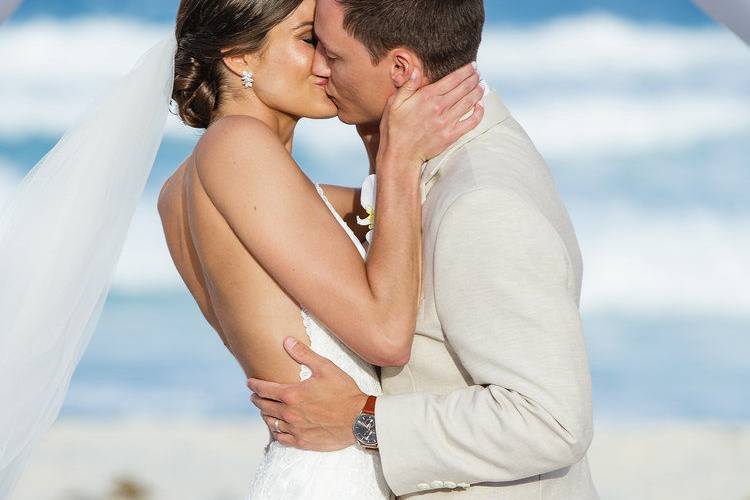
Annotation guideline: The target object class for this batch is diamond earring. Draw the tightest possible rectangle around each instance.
[241,70,254,88]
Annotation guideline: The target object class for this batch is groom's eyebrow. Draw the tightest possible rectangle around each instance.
[314,31,336,55]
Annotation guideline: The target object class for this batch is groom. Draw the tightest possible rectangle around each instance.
[248,0,598,498]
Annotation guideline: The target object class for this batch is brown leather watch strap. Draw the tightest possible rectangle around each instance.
[362,395,377,415]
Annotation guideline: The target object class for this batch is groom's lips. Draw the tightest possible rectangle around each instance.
[313,77,329,88]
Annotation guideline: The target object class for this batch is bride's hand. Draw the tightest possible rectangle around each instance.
[378,62,485,168]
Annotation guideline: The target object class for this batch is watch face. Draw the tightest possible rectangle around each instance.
[353,414,377,446]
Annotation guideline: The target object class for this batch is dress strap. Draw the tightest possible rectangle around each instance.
[314,183,367,260]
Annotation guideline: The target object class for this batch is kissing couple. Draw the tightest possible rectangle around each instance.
[0,0,598,499]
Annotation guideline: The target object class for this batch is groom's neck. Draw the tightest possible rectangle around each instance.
[356,121,381,175]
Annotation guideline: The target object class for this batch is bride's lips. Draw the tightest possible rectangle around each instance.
[313,77,328,88]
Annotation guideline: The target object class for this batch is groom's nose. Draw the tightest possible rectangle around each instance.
[312,42,331,80]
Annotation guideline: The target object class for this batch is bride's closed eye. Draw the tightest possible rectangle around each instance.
[301,33,318,47]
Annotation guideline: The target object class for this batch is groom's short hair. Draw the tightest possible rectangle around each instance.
[336,0,484,82]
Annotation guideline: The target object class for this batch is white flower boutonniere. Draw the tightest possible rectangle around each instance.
[356,174,377,246]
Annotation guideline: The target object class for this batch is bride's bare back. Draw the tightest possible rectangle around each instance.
[159,132,353,385]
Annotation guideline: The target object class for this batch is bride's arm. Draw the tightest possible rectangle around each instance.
[193,64,483,367]
[191,119,420,368]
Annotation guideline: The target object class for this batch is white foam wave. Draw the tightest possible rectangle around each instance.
[478,14,750,84]
[573,204,750,318]
[513,91,750,159]
[0,18,195,139]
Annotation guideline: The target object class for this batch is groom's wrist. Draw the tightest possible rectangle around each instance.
[352,394,379,450]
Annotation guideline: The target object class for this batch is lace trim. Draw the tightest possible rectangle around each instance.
[295,184,369,382]
[298,306,314,381]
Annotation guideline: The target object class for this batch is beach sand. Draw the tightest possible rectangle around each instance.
[11,419,750,500]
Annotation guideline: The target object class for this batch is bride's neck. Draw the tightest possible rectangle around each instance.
[213,95,298,153]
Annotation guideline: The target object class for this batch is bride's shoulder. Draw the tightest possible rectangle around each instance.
[194,115,286,167]
[190,116,298,199]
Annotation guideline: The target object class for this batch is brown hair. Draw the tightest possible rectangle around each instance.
[336,0,484,82]
[173,0,303,129]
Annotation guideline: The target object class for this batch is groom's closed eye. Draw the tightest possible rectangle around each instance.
[322,44,339,61]
[313,32,338,60]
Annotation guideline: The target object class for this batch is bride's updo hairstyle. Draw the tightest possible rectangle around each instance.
[173,0,303,129]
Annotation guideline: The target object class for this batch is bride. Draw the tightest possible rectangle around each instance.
[0,0,482,497]
[161,0,482,498]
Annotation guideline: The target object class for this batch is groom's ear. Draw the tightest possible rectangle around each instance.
[389,49,425,89]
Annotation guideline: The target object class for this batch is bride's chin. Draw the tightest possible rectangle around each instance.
[303,99,338,120]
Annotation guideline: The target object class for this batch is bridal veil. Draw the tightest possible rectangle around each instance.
[0,33,177,496]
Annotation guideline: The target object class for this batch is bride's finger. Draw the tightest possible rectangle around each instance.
[438,71,480,111]
[262,414,290,435]
[447,102,485,143]
[424,61,477,97]
[390,67,423,109]
[274,432,297,447]
[444,83,485,124]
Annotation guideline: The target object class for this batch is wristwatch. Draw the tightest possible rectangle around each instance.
[353,395,378,450]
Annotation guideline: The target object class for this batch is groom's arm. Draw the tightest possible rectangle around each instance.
[375,187,594,496]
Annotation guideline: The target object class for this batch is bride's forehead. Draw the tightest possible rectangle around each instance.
[288,0,316,20]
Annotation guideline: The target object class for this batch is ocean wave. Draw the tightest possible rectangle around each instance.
[480,14,749,84]
[0,14,748,319]
[572,203,750,318]
[1,14,748,159]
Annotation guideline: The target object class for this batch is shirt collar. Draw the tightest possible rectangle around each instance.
[419,83,511,202]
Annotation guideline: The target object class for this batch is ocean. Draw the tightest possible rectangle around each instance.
[0,0,748,422]
[9,0,715,25]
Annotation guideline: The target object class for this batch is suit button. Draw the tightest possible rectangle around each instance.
[457,482,470,488]
[416,483,430,490]
[430,480,445,488]
[444,481,457,488]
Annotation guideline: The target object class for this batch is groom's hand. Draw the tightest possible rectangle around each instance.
[247,336,369,452]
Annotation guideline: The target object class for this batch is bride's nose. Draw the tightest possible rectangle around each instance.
[312,42,331,79]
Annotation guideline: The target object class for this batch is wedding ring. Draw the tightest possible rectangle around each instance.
[274,418,280,433]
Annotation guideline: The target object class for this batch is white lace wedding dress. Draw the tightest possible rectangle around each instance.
[247,183,393,499]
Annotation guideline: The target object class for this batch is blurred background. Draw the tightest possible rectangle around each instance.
[1,0,748,499]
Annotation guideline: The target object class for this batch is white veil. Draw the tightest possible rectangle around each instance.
[0,33,177,496]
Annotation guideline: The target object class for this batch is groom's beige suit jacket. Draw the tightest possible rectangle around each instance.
[374,91,599,499]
